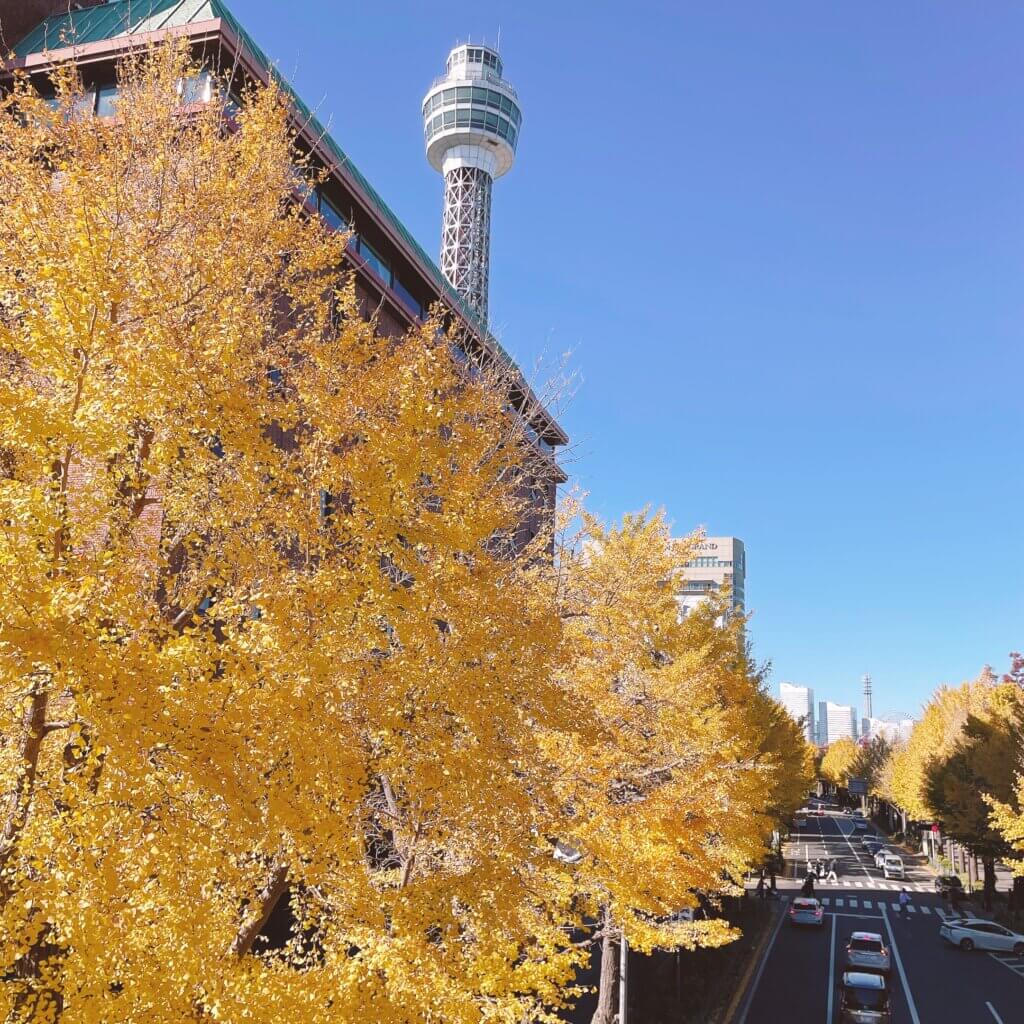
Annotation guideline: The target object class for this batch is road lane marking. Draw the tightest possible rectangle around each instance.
[850,899,858,908]
[736,907,788,1024]
[986,1002,1005,1023]
[836,898,845,907]
[855,881,864,888]
[919,905,930,915]
[935,908,947,919]
[864,900,872,908]
[822,898,830,905]
[881,905,921,1024]
[907,904,916,913]
[826,913,837,1024]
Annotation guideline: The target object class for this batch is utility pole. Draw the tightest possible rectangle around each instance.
[619,931,628,1024]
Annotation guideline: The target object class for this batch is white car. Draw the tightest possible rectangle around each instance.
[844,931,891,975]
[882,855,904,880]
[873,849,889,868]
[940,918,1024,955]
[789,897,825,927]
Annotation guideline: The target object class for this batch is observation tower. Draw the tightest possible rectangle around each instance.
[422,43,522,326]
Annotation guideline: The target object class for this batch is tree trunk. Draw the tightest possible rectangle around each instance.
[590,914,618,1024]
[229,857,289,957]
[0,674,49,899]
[982,856,996,911]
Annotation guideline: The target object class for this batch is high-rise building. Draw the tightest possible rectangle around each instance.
[677,537,746,620]
[423,43,521,327]
[862,716,915,745]
[779,683,815,744]
[818,701,858,745]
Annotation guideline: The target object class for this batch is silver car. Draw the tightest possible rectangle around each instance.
[940,918,1024,954]
[844,931,891,974]
[788,897,824,926]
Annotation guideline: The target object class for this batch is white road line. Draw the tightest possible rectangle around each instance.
[935,907,947,919]
[738,908,788,1024]
[881,905,922,1024]
[822,898,830,906]
[986,1002,1005,1024]
[907,904,916,914]
[826,913,837,1024]
[920,906,930,915]
[837,899,845,908]
[890,903,900,912]
[850,899,858,908]
[864,900,872,908]
[855,881,864,888]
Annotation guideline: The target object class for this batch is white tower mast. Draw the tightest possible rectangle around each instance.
[423,43,521,326]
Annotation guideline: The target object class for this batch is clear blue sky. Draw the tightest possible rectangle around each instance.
[233,0,1023,717]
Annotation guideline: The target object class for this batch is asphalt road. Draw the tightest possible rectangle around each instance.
[740,811,1024,1023]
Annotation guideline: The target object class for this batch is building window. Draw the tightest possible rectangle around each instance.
[357,238,391,285]
[96,84,118,117]
[318,192,347,231]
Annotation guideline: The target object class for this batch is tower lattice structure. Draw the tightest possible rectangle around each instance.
[423,43,521,327]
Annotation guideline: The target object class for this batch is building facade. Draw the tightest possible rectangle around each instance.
[677,536,746,620]
[817,701,858,746]
[1,0,566,545]
[779,683,815,744]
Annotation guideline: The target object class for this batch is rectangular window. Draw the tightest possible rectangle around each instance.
[358,238,391,284]
[472,86,488,103]
[96,84,118,117]
[393,278,423,318]
[318,193,346,231]
[443,110,455,127]
[456,109,470,126]
[456,86,472,101]
[470,110,486,128]
[443,88,456,105]
[485,111,499,129]
[179,71,211,105]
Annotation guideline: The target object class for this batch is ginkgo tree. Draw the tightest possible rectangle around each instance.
[0,43,579,1024]
[820,737,859,791]
[0,41,818,1024]
[546,511,813,1024]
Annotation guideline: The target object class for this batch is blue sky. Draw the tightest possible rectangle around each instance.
[232,0,1023,717]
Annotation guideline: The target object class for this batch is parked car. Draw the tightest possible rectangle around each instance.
[939,918,1024,955]
[935,874,964,896]
[882,855,905,880]
[789,897,825,927]
[853,819,869,832]
[844,931,891,975]
[837,972,891,1023]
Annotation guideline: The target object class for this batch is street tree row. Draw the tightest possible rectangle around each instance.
[0,46,814,1024]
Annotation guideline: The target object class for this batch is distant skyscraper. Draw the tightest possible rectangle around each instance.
[677,537,746,620]
[863,716,915,745]
[779,683,816,743]
[818,701,857,745]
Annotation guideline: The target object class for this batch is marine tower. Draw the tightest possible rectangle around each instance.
[423,43,521,326]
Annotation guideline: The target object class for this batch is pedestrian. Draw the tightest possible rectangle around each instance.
[825,859,839,885]
[897,888,911,916]
[756,873,766,901]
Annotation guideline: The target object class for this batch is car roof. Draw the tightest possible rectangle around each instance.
[843,972,886,989]
[850,931,883,941]
[883,854,902,860]
[793,898,820,906]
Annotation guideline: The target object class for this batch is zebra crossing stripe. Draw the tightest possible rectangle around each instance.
[864,900,872,909]
[850,899,858,908]
[837,899,845,908]
[822,898,831,906]
[920,906,931,915]
[890,904,900,912]
[855,882,864,888]
[907,905,916,914]
[935,908,947,919]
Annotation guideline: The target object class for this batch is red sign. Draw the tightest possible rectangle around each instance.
[931,824,940,833]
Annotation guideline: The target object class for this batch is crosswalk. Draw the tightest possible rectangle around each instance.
[780,894,951,918]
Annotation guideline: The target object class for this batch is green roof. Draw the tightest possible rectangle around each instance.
[12,0,532,389]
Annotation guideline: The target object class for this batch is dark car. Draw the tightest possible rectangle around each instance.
[935,874,964,896]
[837,972,891,1023]
[853,819,869,832]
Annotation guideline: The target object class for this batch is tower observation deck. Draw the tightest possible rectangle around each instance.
[423,43,521,326]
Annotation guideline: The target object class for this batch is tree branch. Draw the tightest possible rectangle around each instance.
[229,856,289,958]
